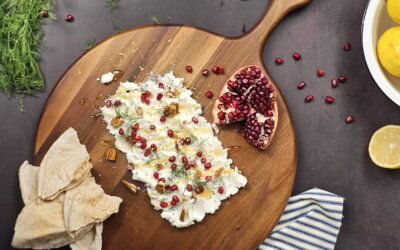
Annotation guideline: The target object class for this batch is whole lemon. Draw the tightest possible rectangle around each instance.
[377,26,400,78]
[388,0,400,24]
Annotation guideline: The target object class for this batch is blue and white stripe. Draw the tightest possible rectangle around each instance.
[259,188,344,250]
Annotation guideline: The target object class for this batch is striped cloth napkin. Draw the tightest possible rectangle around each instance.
[259,188,344,250]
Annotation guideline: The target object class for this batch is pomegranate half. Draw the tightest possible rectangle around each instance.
[212,65,278,149]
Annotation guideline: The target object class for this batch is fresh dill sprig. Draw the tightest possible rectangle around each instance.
[149,15,161,24]
[105,0,120,10]
[0,0,53,96]
[83,38,96,51]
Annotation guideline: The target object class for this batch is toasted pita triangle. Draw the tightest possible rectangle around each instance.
[64,177,122,236]
[11,194,73,249]
[38,128,92,200]
[18,161,39,205]
[70,223,103,250]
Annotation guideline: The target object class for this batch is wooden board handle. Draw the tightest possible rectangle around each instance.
[242,0,311,48]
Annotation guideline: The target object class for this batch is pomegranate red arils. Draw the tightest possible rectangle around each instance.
[331,79,338,88]
[201,69,209,77]
[305,95,314,103]
[65,14,74,22]
[185,65,193,73]
[205,91,214,98]
[160,201,168,208]
[242,113,275,149]
[345,115,354,124]
[325,96,335,104]
[338,75,347,83]
[275,58,284,65]
[192,117,199,124]
[297,82,306,89]
[343,43,351,51]
[317,69,325,77]
[218,186,224,194]
[293,52,301,61]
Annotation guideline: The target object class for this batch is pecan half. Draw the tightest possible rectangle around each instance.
[155,182,166,194]
[111,116,123,127]
[122,180,137,193]
[215,167,224,178]
[166,89,180,97]
[194,169,202,180]
[163,102,179,117]
[180,209,186,222]
[105,147,117,161]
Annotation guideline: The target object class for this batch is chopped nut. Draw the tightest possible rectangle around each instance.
[215,167,224,178]
[111,116,123,127]
[166,89,180,97]
[156,164,164,171]
[180,209,186,222]
[105,147,117,161]
[163,102,179,117]
[136,107,143,116]
[194,169,202,180]
[122,180,137,193]
[155,182,166,194]
[98,139,115,147]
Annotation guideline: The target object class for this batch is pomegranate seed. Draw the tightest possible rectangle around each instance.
[181,156,188,163]
[325,96,335,104]
[293,52,301,61]
[160,116,166,122]
[185,137,191,144]
[205,91,214,98]
[218,66,225,74]
[160,201,168,208]
[197,151,203,157]
[140,143,147,149]
[131,130,136,138]
[170,185,178,191]
[212,66,220,74]
[158,83,164,88]
[275,58,284,65]
[105,100,112,107]
[218,186,224,194]
[205,176,212,181]
[338,75,347,83]
[200,157,207,164]
[114,100,121,106]
[297,82,306,89]
[343,43,351,51]
[153,172,159,179]
[169,156,176,162]
[218,111,226,121]
[331,79,338,88]
[150,144,157,151]
[172,195,179,203]
[141,137,147,143]
[135,135,141,141]
[150,125,156,130]
[65,14,74,22]
[40,10,49,18]
[201,69,209,77]
[204,163,212,169]
[317,69,325,77]
[185,65,193,73]
[170,164,177,171]
[186,184,193,191]
[195,186,204,194]
[118,128,125,135]
[345,115,354,124]
[304,95,314,103]
[144,149,151,157]
[156,93,163,101]
[192,117,199,124]
[167,130,174,137]
[132,123,139,131]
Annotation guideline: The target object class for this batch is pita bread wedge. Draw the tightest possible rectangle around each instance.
[12,194,73,249]
[70,223,103,250]
[38,128,92,200]
[18,161,39,205]
[64,177,122,237]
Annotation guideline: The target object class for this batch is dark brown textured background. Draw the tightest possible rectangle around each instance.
[1,0,399,249]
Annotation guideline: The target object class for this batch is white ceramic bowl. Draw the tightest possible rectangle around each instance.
[363,0,400,106]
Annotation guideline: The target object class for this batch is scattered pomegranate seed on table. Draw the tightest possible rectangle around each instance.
[343,42,351,51]
[297,81,306,89]
[65,14,74,22]
[325,96,335,104]
[338,75,347,83]
[305,95,314,103]
[201,69,209,77]
[317,69,325,77]
[293,52,302,61]
[185,65,193,73]
[205,90,214,98]
[212,66,219,74]
[331,79,338,88]
[218,66,225,74]
[275,58,284,65]
[345,115,354,124]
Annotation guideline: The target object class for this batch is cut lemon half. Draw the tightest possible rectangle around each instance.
[368,125,400,169]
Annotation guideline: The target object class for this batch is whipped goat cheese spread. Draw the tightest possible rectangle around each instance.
[101,72,247,228]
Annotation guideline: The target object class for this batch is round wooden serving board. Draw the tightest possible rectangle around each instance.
[34,0,310,249]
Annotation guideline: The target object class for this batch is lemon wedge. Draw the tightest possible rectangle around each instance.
[388,0,400,24]
[368,125,400,169]
[377,26,400,78]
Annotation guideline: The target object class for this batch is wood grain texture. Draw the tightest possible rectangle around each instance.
[34,0,310,249]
